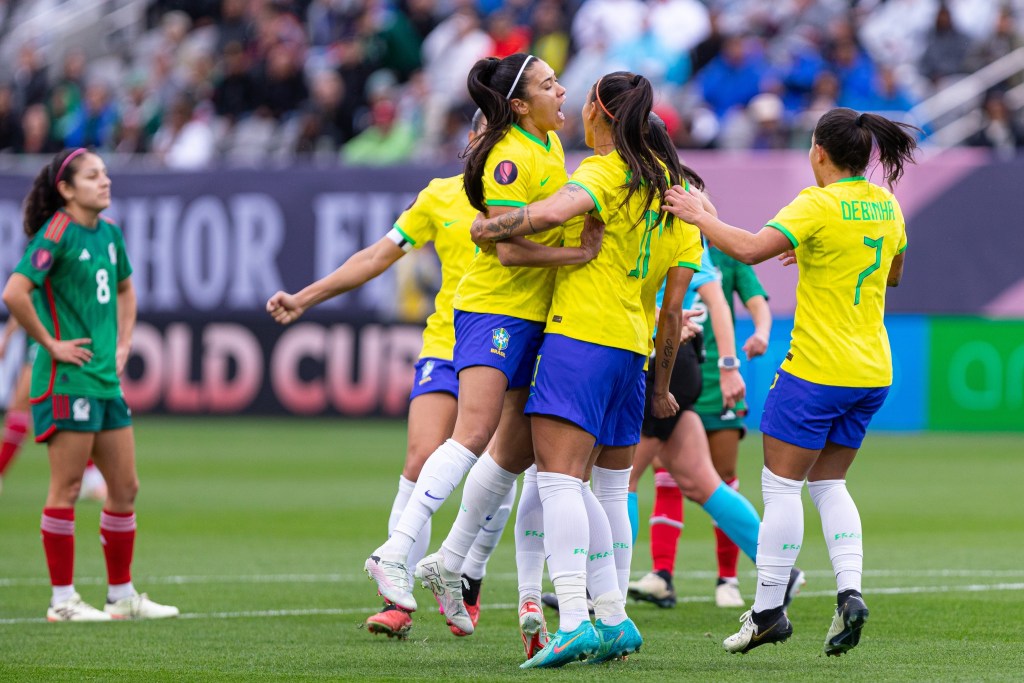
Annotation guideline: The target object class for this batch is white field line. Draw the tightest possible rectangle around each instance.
[1,582,1023,625]
[2,567,1024,588]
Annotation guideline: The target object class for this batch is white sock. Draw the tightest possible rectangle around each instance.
[462,477,518,579]
[377,439,476,561]
[440,453,518,573]
[538,470,589,631]
[515,466,545,607]
[593,590,627,627]
[592,465,632,597]
[107,581,136,602]
[387,475,431,582]
[809,479,863,594]
[752,467,805,613]
[52,584,76,605]
[581,481,620,602]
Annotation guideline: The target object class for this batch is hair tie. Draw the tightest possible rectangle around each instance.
[595,76,617,122]
[856,113,866,128]
[54,148,87,187]
[506,55,534,100]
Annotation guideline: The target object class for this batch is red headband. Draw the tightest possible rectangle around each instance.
[595,77,617,122]
[54,148,87,187]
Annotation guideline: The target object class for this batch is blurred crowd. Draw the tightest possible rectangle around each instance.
[0,0,1023,169]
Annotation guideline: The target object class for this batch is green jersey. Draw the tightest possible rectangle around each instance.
[14,212,133,400]
[694,246,767,417]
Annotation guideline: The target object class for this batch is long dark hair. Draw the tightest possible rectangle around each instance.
[23,148,87,236]
[813,108,920,189]
[646,112,705,192]
[463,53,536,213]
[591,71,675,227]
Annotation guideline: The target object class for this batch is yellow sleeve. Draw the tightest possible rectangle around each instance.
[393,183,440,249]
[673,222,704,272]
[765,188,824,248]
[482,145,534,209]
[565,155,615,221]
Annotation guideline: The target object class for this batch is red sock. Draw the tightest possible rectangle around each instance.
[41,507,75,587]
[650,468,684,575]
[100,510,136,585]
[715,478,741,579]
[0,410,29,475]
[86,458,95,467]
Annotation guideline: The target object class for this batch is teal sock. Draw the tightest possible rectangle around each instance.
[702,482,760,561]
[627,491,639,546]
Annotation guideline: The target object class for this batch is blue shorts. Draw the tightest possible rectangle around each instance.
[453,311,545,389]
[409,357,459,401]
[526,334,646,447]
[760,369,890,450]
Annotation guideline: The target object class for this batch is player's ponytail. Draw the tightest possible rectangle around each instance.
[813,108,920,189]
[23,148,84,237]
[646,112,705,192]
[463,53,536,214]
[592,72,674,227]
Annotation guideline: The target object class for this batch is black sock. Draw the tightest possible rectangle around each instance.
[462,575,483,606]
[753,606,784,627]
[837,589,861,607]
[655,569,674,589]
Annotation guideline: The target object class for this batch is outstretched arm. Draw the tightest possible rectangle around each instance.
[471,184,596,243]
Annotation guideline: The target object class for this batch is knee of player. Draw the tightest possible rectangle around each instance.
[109,477,140,505]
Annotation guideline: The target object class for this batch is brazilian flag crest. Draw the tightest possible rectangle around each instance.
[492,328,510,353]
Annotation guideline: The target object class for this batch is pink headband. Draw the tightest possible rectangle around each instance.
[54,148,87,187]
[595,77,617,122]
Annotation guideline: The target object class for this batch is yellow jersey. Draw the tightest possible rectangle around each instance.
[545,151,678,355]
[639,219,704,352]
[766,176,907,387]
[393,174,478,360]
[453,125,567,322]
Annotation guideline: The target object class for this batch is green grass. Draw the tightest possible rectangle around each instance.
[1,418,1023,681]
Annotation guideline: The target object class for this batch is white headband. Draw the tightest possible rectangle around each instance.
[506,55,534,99]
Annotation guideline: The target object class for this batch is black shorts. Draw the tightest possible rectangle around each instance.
[641,336,703,441]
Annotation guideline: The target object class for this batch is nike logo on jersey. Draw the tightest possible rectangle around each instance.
[443,220,457,227]
[78,249,91,261]
[539,177,551,187]
[425,490,444,501]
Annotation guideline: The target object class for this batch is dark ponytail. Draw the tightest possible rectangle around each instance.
[463,53,536,213]
[813,108,920,189]
[592,72,675,228]
[646,112,705,192]
[23,148,85,237]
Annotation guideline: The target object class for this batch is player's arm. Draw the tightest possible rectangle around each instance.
[887,250,905,287]
[698,280,745,409]
[496,215,604,267]
[266,237,405,325]
[0,315,19,358]
[664,185,791,265]
[471,184,596,243]
[116,276,137,375]
[651,267,695,419]
[2,273,92,366]
[741,294,771,360]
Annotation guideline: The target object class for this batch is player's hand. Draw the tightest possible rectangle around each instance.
[652,391,679,419]
[719,367,746,409]
[266,291,305,325]
[579,215,605,262]
[742,332,769,360]
[115,343,131,375]
[679,309,702,343]
[663,184,705,224]
[777,249,797,267]
[470,213,494,252]
[48,338,93,367]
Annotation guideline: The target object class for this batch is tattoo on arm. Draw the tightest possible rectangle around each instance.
[488,209,526,239]
[659,339,675,369]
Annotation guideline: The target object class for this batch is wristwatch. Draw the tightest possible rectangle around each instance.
[718,355,740,370]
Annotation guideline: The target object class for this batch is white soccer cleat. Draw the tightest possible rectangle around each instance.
[365,555,417,612]
[723,609,793,653]
[715,579,745,608]
[47,593,113,622]
[414,552,473,635]
[627,571,676,608]
[104,592,180,619]
[78,465,107,502]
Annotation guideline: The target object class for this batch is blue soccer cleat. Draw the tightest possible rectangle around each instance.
[519,621,599,669]
[588,617,643,663]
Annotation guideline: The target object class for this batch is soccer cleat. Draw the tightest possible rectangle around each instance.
[520,621,599,669]
[540,591,596,614]
[47,593,113,622]
[78,464,107,502]
[413,552,473,635]
[715,578,745,608]
[627,571,677,608]
[723,609,793,654]
[365,603,413,639]
[449,575,482,637]
[588,617,643,664]
[783,566,807,611]
[519,601,550,659]
[364,555,417,612]
[824,592,869,656]
[104,593,179,619]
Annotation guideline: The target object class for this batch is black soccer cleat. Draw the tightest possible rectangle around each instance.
[824,592,869,656]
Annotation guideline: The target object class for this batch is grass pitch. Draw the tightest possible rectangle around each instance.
[1,418,1022,681]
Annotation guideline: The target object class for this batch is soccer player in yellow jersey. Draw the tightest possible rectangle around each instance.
[470,71,682,668]
[664,108,918,656]
[364,54,600,636]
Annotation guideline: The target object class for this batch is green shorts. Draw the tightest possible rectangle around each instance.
[698,409,748,436]
[32,394,133,443]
